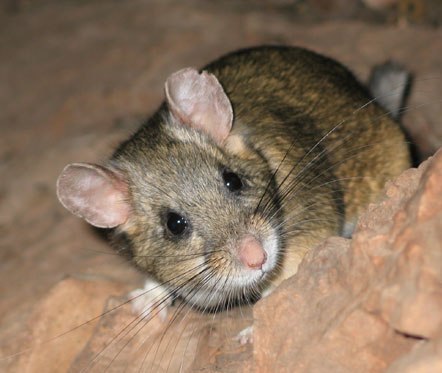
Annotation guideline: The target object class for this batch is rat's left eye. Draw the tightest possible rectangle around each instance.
[222,170,243,192]
[166,212,188,236]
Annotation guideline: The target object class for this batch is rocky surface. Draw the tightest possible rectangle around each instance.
[0,0,441,372]
[253,149,442,372]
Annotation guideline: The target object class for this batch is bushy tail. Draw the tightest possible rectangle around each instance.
[368,61,412,120]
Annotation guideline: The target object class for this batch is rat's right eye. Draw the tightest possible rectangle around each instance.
[222,170,243,192]
[166,212,188,236]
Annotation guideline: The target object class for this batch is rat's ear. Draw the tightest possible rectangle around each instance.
[56,163,130,228]
[165,68,233,145]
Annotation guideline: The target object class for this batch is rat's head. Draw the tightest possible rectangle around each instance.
[57,68,283,310]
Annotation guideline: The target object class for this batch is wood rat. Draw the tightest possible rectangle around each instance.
[56,46,410,318]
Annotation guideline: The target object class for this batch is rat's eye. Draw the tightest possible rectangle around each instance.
[166,212,188,236]
[223,170,243,192]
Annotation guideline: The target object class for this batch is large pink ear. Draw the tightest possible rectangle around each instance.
[56,163,130,228]
[165,68,233,145]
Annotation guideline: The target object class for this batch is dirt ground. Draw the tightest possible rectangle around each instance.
[0,0,441,372]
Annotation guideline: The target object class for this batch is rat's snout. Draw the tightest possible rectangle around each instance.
[238,235,267,270]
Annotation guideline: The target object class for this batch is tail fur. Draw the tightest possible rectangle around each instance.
[368,61,412,120]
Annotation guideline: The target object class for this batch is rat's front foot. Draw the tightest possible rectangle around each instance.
[235,325,254,345]
[128,278,172,322]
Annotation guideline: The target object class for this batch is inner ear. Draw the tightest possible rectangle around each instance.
[165,67,233,145]
[56,163,130,228]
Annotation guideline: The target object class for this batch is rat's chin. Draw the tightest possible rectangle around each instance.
[178,269,271,311]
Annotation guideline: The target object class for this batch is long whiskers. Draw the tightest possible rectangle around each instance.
[253,81,431,219]
[81,259,218,372]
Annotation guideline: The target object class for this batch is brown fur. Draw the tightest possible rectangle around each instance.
[110,46,410,307]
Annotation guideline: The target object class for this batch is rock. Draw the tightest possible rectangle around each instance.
[69,297,252,372]
[251,148,442,372]
[14,278,126,373]
[387,336,442,373]
[11,276,252,372]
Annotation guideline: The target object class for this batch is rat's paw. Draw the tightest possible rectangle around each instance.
[128,278,171,322]
[235,325,254,345]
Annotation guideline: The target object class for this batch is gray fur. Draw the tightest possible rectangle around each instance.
[368,61,411,120]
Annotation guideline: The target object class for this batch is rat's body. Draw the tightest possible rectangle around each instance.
[57,46,410,312]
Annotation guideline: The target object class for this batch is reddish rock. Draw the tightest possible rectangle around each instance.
[69,297,252,372]
[11,277,252,372]
[251,149,442,372]
[14,278,126,373]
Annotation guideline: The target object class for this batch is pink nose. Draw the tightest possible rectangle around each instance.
[238,235,267,270]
